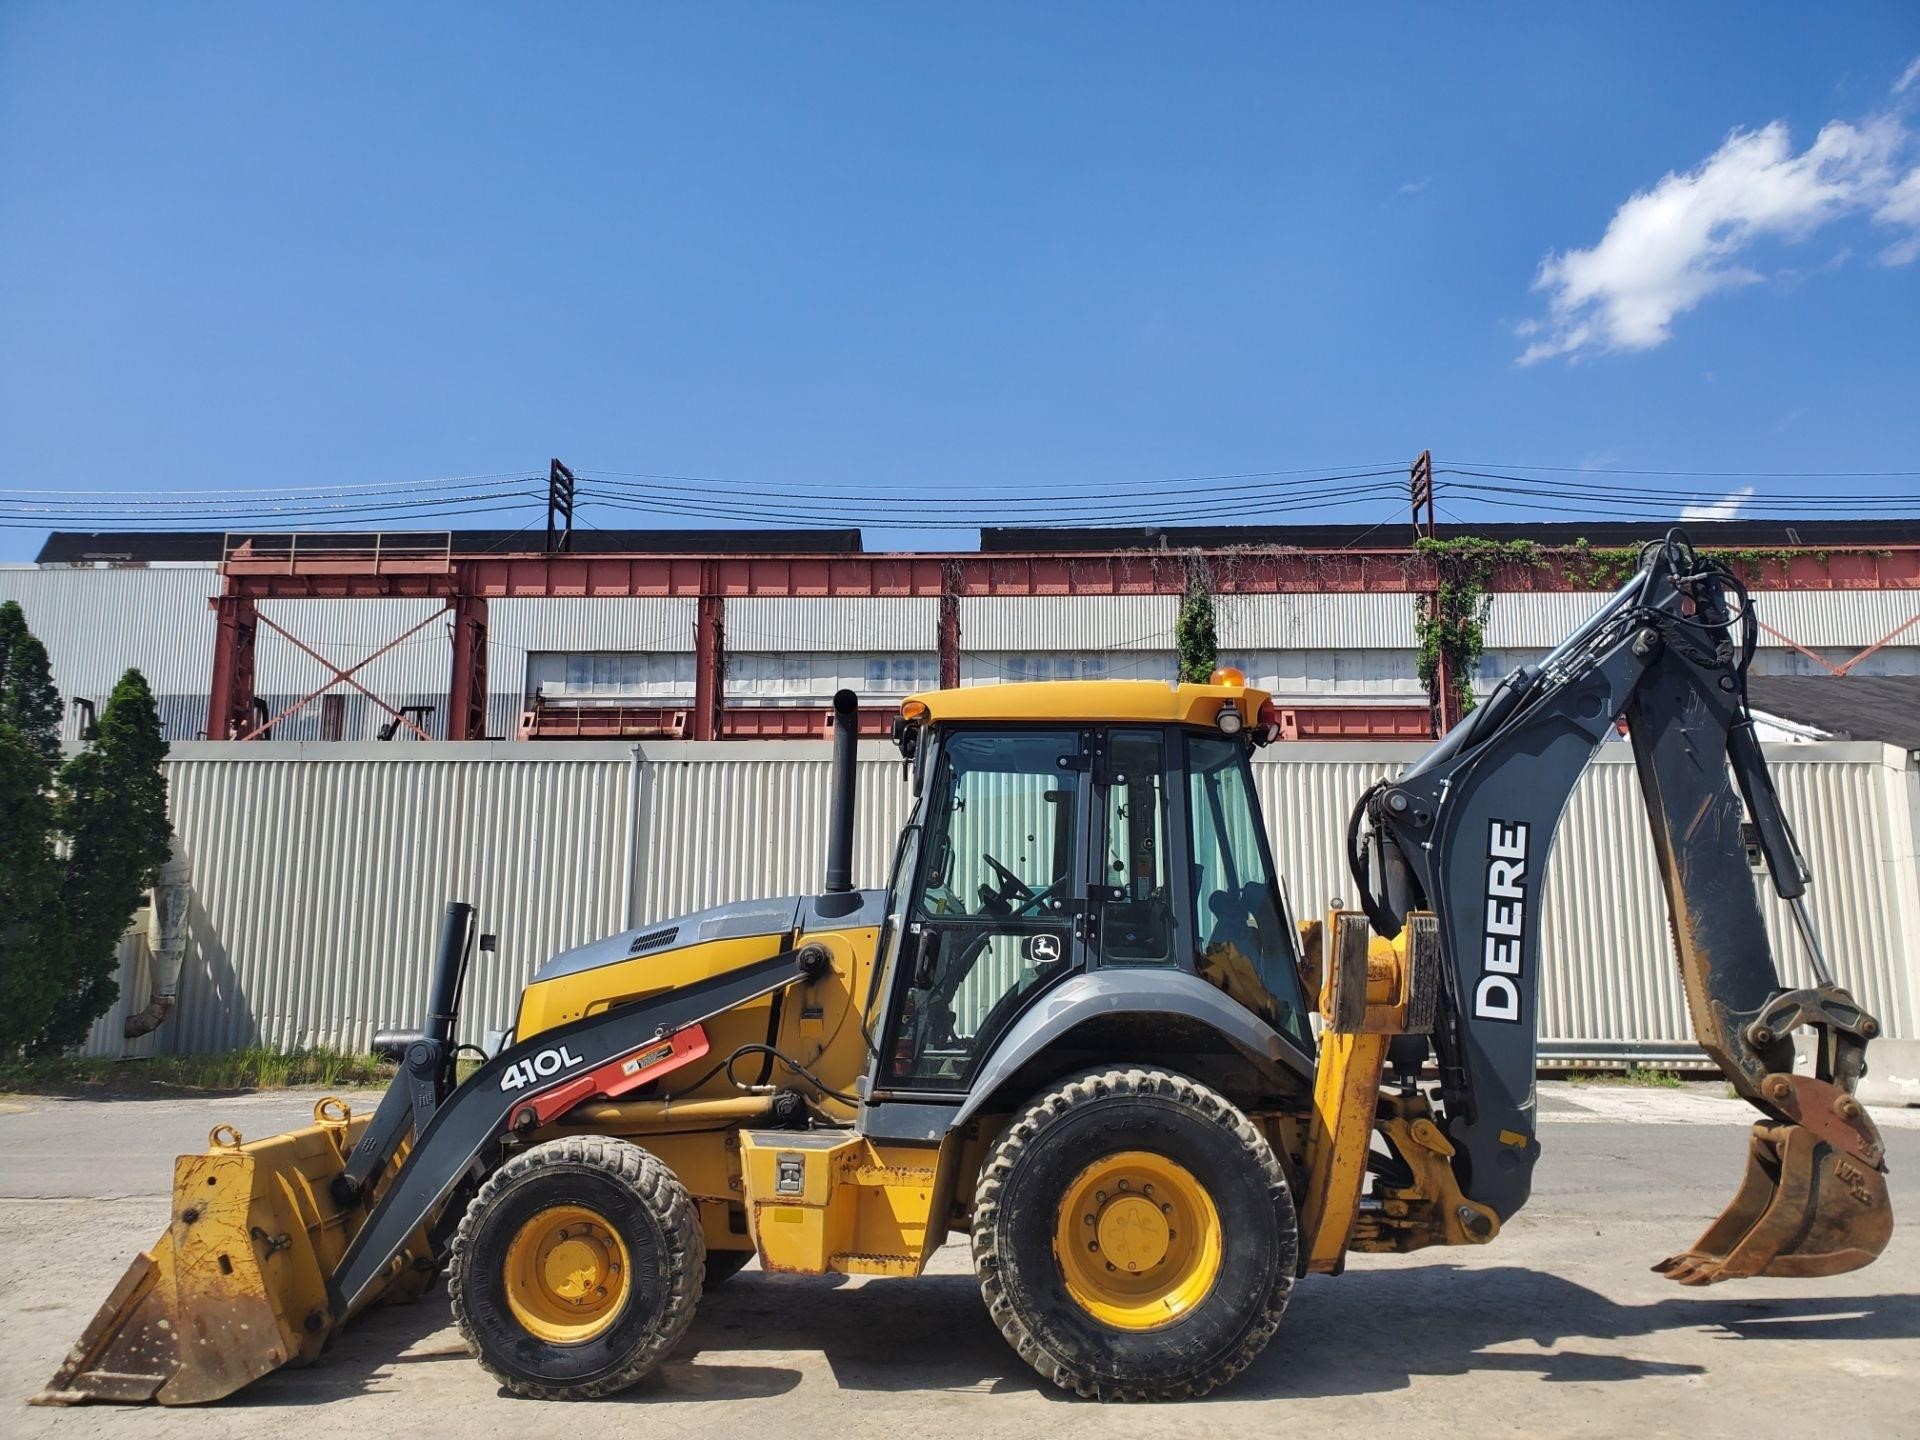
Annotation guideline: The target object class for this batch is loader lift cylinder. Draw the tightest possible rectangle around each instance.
[824,688,859,894]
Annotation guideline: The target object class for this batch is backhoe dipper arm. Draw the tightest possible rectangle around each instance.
[1349,532,1890,1281]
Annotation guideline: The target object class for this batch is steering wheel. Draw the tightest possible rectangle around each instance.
[982,852,1035,902]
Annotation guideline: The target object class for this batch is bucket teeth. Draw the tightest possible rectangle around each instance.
[1654,1120,1892,1285]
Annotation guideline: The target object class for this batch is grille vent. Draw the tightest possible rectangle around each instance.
[627,925,679,956]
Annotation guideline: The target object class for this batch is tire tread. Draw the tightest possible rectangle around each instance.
[971,1066,1295,1401]
[446,1135,704,1400]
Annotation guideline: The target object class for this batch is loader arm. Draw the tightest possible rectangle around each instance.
[1349,530,1891,1281]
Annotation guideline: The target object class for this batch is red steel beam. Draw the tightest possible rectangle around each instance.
[220,545,1920,601]
[236,607,443,742]
[691,563,724,742]
[447,595,489,741]
[205,594,258,739]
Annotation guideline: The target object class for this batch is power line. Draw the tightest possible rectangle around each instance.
[0,470,535,499]
[0,497,546,531]
[1446,460,1920,479]
[581,467,1404,504]
[1438,469,1920,508]
[578,481,1409,529]
[576,470,1405,499]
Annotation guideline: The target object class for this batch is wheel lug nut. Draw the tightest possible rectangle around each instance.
[1142,1184,1153,1196]
[1105,1262,1116,1272]
[1087,1241,1098,1252]
[1117,1179,1129,1191]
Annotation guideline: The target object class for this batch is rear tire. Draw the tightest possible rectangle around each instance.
[972,1067,1297,1400]
[448,1136,704,1399]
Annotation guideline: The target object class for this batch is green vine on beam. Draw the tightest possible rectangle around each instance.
[1412,537,1539,717]
[1415,537,1883,715]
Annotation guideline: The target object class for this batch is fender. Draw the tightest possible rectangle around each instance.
[951,969,1315,1131]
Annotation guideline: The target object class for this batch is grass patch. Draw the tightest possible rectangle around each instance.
[1563,1064,1687,1088]
[0,1046,396,1097]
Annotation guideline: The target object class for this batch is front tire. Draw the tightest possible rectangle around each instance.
[972,1067,1298,1400]
[448,1135,704,1399]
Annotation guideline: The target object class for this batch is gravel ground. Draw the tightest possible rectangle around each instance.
[3,1083,1916,1440]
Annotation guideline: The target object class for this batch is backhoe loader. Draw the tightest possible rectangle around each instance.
[36,531,1891,1405]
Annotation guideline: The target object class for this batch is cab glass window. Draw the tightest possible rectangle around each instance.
[888,729,1082,1086]
[1186,735,1310,1049]
[1097,730,1173,964]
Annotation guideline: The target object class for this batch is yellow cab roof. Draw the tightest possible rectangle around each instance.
[899,678,1270,729]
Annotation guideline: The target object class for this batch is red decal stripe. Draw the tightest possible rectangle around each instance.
[528,1025,712,1126]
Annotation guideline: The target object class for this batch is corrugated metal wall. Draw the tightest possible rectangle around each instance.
[1218,593,1418,649]
[959,596,1178,649]
[728,597,938,652]
[78,738,1920,1061]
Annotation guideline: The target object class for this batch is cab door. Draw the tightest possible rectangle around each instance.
[877,727,1094,1091]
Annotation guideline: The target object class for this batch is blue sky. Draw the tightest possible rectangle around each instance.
[3,4,1919,558]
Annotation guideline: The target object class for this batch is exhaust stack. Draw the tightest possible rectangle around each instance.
[823,689,859,895]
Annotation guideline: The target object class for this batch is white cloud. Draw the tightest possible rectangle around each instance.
[1896,53,1920,94]
[1876,166,1920,264]
[1680,485,1756,521]
[1520,117,1912,364]
[1397,176,1431,196]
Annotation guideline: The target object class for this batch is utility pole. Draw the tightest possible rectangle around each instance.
[1409,449,1435,541]
[546,458,577,553]
[1411,449,1458,736]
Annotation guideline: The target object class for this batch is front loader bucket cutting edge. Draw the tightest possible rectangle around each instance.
[1654,1119,1893,1286]
[31,1099,433,1407]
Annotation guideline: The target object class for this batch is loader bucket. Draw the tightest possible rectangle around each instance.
[1653,1117,1893,1286]
[32,1098,434,1406]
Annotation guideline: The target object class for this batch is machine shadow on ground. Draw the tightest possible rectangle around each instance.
[249,1263,1920,1406]
[702,1268,1920,1401]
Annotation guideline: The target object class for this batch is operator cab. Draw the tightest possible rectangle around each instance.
[874,677,1313,1095]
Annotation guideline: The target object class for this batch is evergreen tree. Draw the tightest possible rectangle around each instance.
[0,601,62,764]
[0,600,172,1057]
[36,670,172,1055]
[1175,559,1219,684]
[0,600,67,1054]
[0,726,62,1056]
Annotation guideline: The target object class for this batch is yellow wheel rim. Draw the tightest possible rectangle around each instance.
[1052,1150,1223,1332]
[502,1204,632,1344]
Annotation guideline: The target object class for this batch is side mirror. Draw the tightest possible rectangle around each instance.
[909,926,942,988]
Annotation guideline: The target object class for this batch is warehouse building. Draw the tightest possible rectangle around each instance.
[8,520,1914,1088]
[6,519,1919,746]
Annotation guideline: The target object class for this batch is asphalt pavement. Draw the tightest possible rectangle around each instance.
[3,1083,1916,1440]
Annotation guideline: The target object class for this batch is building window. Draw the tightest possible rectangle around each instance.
[728,652,937,702]
[526,652,695,700]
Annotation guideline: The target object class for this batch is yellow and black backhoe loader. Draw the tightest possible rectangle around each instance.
[36,531,1891,1405]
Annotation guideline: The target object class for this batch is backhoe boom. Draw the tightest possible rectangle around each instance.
[1350,530,1891,1281]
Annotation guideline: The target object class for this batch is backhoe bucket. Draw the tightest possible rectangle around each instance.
[1654,1119,1892,1286]
[32,1098,433,1406]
